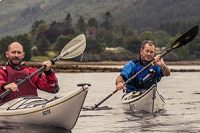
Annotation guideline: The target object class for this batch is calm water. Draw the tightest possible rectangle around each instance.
[1,71,200,133]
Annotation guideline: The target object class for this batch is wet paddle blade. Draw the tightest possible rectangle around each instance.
[60,34,86,59]
[170,25,199,49]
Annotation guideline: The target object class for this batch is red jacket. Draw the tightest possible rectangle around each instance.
[0,63,59,104]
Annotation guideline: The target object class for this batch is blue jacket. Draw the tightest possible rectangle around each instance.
[120,59,163,93]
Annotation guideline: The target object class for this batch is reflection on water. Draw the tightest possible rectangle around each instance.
[82,105,113,111]
[0,72,200,133]
[0,121,71,133]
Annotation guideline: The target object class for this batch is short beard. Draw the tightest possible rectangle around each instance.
[8,59,21,66]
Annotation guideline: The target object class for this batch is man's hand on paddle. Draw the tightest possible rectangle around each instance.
[42,60,53,71]
[4,82,19,92]
[116,75,125,91]
[153,55,165,67]
[154,54,170,76]
[116,82,125,91]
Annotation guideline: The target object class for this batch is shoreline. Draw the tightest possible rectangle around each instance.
[27,60,200,65]
[25,61,200,72]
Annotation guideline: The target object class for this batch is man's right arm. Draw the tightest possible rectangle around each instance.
[115,61,134,91]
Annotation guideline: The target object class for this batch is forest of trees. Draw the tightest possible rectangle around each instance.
[0,12,199,62]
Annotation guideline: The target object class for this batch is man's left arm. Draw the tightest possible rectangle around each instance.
[154,55,170,76]
[36,69,60,93]
[160,63,170,76]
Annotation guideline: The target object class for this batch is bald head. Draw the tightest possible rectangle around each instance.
[7,42,24,52]
[6,42,25,65]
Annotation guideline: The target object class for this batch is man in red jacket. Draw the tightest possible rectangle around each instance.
[0,42,59,104]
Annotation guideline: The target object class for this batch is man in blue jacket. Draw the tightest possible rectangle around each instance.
[116,40,170,93]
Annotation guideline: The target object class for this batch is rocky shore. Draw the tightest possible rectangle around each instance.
[26,61,200,72]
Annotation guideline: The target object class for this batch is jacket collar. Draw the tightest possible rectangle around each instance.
[134,56,151,66]
[4,61,26,70]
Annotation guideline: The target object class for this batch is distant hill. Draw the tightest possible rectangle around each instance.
[0,0,199,36]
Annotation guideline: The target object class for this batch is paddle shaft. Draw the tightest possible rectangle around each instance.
[92,89,118,110]
[0,64,48,98]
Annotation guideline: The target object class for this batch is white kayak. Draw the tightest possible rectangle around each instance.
[0,84,89,130]
[121,84,165,114]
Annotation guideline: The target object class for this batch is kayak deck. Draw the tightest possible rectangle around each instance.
[121,84,165,114]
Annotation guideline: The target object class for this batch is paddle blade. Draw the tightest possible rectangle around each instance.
[171,25,199,49]
[60,34,86,59]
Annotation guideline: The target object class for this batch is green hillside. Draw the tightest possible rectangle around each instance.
[0,0,199,36]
